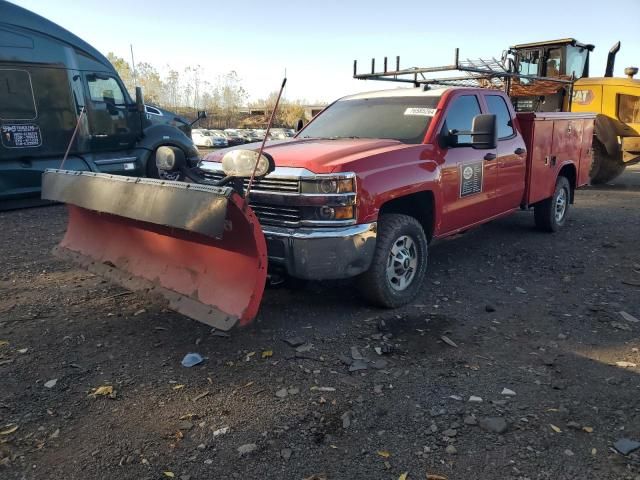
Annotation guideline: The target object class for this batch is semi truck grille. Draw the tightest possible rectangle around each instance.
[202,171,301,227]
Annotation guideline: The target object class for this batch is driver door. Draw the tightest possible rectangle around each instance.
[84,73,138,152]
[438,94,498,234]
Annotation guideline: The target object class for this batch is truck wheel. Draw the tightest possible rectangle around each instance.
[534,176,570,232]
[357,214,428,308]
[590,139,625,185]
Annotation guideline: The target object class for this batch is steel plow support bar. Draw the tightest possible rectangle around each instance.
[42,169,267,330]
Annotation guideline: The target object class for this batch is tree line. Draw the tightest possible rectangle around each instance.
[108,53,318,129]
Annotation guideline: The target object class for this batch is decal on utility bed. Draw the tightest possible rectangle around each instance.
[404,107,436,116]
[1,124,42,148]
[459,161,483,197]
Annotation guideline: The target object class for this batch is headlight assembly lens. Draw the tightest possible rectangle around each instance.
[301,206,355,221]
[301,176,355,194]
[319,179,338,194]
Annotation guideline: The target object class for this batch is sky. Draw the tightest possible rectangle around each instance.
[10,0,640,103]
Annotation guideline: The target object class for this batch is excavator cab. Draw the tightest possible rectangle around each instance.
[507,38,594,112]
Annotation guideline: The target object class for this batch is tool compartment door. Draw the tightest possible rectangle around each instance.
[519,114,554,205]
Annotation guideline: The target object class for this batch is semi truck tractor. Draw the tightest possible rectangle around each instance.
[43,86,594,330]
[0,1,198,208]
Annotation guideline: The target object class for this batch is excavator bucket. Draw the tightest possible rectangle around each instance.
[41,169,267,330]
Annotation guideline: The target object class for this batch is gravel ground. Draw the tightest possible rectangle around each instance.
[1,165,640,480]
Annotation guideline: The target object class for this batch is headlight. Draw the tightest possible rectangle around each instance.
[155,146,185,171]
[301,206,355,221]
[221,149,275,178]
[300,175,355,194]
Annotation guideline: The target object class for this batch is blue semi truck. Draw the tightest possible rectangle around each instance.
[0,1,199,208]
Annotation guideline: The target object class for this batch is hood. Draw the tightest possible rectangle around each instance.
[202,137,409,173]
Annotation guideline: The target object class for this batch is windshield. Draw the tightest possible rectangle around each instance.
[299,95,440,143]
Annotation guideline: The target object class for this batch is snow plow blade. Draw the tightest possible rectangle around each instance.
[42,170,267,330]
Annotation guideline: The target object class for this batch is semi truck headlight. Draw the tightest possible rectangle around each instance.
[156,146,185,171]
[300,175,355,194]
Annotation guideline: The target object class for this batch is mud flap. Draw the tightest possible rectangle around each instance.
[42,170,267,330]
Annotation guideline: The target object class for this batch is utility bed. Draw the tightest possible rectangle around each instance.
[517,112,595,205]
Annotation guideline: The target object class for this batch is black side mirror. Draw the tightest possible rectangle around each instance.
[135,87,145,113]
[197,111,207,119]
[470,114,497,149]
[295,118,304,132]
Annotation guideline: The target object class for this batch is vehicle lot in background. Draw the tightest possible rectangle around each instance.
[223,129,248,146]
[191,129,228,148]
[1,165,639,479]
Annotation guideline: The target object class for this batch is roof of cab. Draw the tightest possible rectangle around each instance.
[341,86,452,101]
[511,38,594,51]
[0,0,112,70]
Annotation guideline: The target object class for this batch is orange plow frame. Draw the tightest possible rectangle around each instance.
[42,170,267,330]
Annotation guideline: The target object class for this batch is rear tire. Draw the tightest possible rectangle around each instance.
[534,176,570,232]
[590,139,625,185]
[357,214,428,308]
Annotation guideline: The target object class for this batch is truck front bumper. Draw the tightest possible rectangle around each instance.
[263,223,377,280]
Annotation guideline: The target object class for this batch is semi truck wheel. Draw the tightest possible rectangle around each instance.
[357,214,428,308]
[590,139,625,185]
[534,176,570,232]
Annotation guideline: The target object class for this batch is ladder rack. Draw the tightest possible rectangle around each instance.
[353,48,574,90]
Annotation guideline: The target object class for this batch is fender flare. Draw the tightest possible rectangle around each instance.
[556,160,577,202]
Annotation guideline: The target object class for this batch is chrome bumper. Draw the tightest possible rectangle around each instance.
[263,223,377,280]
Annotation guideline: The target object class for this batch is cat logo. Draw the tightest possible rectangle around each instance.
[572,89,594,106]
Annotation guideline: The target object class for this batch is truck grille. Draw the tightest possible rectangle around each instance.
[202,171,301,227]
[202,172,299,193]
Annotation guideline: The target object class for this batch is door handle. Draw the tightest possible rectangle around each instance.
[484,153,496,161]
[514,147,526,155]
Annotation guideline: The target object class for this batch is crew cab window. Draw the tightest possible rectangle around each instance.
[0,69,37,120]
[485,95,515,139]
[441,95,481,144]
[617,94,640,123]
[299,96,441,144]
[86,74,126,105]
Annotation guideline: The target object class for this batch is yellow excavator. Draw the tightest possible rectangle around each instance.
[506,38,639,184]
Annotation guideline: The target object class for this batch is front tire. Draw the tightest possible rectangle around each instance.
[534,176,570,232]
[357,214,428,308]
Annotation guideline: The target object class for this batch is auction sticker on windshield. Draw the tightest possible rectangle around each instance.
[404,107,436,116]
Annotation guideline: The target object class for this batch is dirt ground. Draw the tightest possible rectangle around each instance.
[2,165,640,480]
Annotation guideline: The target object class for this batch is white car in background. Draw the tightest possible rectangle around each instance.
[192,129,228,148]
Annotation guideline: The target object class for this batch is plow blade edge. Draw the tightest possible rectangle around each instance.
[42,170,267,330]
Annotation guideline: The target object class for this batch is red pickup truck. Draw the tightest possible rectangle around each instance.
[200,86,594,308]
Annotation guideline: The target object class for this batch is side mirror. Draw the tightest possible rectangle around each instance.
[470,114,497,149]
[295,118,304,132]
[197,111,207,119]
[135,86,145,113]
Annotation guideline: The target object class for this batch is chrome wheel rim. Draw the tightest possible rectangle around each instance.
[386,235,418,291]
[555,188,567,222]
